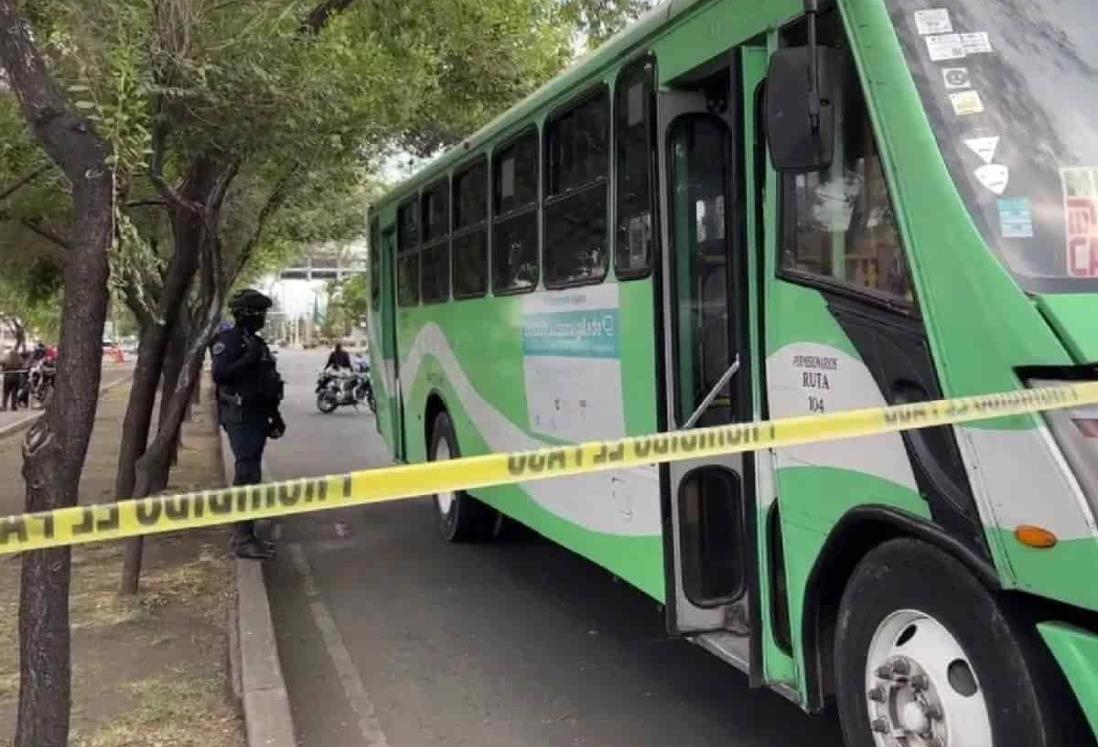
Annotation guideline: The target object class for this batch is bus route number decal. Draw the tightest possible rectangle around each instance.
[794,354,838,414]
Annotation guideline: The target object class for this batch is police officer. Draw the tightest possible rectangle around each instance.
[212,289,286,560]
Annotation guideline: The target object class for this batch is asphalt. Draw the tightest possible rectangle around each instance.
[263,349,844,746]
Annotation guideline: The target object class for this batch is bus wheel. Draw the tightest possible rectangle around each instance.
[428,411,497,542]
[835,538,1078,747]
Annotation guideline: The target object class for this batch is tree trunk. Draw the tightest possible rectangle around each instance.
[113,160,219,510]
[120,279,220,595]
[119,161,229,595]
[159,303,190,469]
[0,5,114,745]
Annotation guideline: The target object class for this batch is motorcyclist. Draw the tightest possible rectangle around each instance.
[325,343,352,372]
[324,343,354,399]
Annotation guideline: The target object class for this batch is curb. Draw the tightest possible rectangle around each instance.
[220,411,298,747]
[0,370,134,440]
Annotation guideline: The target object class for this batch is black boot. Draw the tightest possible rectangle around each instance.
[233,535,275,560]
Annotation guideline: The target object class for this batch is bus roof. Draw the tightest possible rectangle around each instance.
[374,0,713,210]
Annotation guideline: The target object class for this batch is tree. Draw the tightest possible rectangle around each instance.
[0,256,65,350]
[559,0,658,49]
[0,92,72,251]
[38,0,596,593]
[323,273,370,340]
[0,3,115,745]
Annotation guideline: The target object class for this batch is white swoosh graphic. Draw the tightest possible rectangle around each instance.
[400,322,660,536]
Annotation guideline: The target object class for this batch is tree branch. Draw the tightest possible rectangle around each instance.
[208,161,239,215]
[230,177,291,283]
[120,277,156,330]
[0,2,110,184]
[148,114,199,214]
[20,219,72,251]
[0,165,50,204]
[126,199,167,209]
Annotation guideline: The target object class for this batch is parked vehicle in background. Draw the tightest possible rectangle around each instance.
[28,357,55,408]
[102,340,125,363]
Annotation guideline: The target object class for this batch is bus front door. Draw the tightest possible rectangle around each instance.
[658,76,753,659]
[380,226,405,461]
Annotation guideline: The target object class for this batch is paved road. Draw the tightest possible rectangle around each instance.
[264,349,844,746]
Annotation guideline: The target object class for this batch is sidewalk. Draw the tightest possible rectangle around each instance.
[0,380,245,745]
[0,361,134,441]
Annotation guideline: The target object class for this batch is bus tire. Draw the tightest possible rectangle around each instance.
[834,537,1084,747]
[428,411,497,543]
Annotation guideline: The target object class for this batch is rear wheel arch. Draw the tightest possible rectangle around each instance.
[424,390,448,453]
[799,505,1000,711]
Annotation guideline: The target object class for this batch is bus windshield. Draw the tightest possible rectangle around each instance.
[885,0,1098,292]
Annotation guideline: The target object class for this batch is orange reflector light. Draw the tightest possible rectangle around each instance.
[1014,525,1058,549]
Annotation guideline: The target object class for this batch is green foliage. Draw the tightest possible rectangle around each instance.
[0,95,72,248]
[322,273,369,339]
[0,252,65,345]
[8,0,646,315]
[558,0,657,49]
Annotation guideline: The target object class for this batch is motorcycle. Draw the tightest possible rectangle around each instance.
[315,358,375,414]
[26,359,55,409]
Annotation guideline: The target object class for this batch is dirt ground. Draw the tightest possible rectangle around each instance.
[0,383,245,745]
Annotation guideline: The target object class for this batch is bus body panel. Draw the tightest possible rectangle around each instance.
[1039,622,1098,737]
[394,279,666,600]
[841,0,1098,611]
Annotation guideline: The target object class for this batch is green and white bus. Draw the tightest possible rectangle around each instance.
[367,1,1098,743]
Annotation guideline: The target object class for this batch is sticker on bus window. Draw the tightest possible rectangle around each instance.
[965,136,999,164]
[942,67,971,90]
[1061,167,1098,278]
[949,90,984,116]
[926,33,966,61]
[975,164,1009,195]
[998,198,1034,238]
[914,9,953,35]
[960,32,993,55]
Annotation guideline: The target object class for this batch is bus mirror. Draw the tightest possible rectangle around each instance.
[765,47,838,173]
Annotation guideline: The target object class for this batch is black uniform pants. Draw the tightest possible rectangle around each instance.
[2,375,18,410]
[225,421,268,542]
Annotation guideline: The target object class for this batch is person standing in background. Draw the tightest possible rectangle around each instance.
[1,347,22,411]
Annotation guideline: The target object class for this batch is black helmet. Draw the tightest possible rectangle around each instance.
[228,289,272,315]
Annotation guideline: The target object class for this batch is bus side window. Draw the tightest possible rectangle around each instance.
[421,179,451,304]
[492,130,539,294]
[453,158,489,299]
[779,53,913,306]
[615,60,656,278]
[544,87,610,288]
[397,198,420,306]
[369,216,381,311]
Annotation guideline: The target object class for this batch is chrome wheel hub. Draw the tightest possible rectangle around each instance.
[434,440,455,514]
[864,610,992,747]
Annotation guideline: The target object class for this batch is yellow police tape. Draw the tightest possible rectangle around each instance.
[1,382,1096,555]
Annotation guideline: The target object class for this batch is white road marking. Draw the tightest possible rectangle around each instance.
[289,542,389,746]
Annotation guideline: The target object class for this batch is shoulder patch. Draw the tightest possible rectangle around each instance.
[212,342,226,356]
